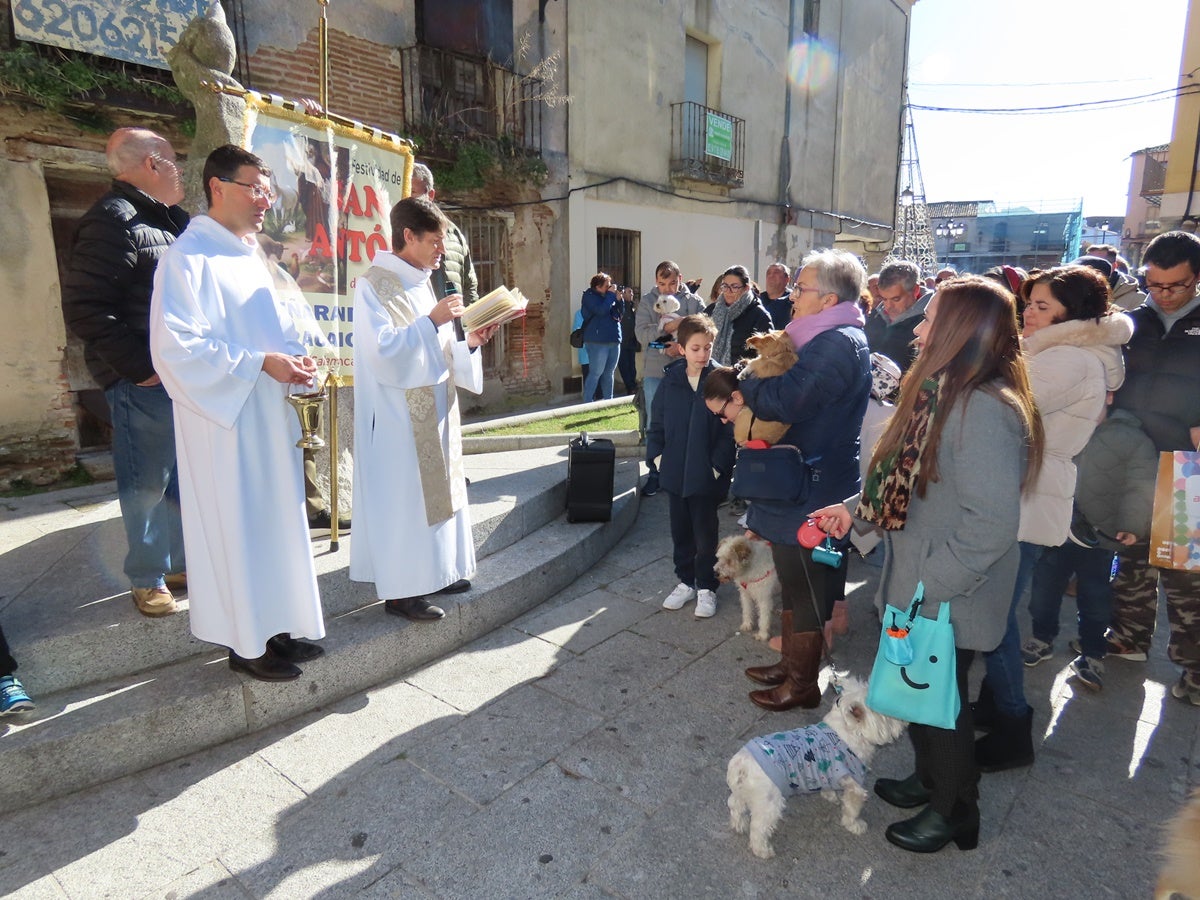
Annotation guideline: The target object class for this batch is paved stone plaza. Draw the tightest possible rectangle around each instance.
[0,462,1194,898]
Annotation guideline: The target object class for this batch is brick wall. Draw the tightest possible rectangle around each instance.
[245,27,405,132]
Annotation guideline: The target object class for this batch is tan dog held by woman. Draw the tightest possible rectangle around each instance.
[733,331,797,446]
[726,675,906,858]
[714,534,779,641]
[1156,787,1200,900]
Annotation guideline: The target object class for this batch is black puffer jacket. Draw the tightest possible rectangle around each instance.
[62,180,189,389]
[1111,301,1200,451]
[704,297,773,364]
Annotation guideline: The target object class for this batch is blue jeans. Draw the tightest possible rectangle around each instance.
[981,541,1042,717]
[642,375,662,465]
[104,381,185,588]
[582,342,619,401]
[1029,541,1115,659]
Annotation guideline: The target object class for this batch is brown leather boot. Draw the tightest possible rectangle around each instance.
[749,630,824,711]
[745,611,793,685]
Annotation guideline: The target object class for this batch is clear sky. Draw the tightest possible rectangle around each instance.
[908,0,1190,218]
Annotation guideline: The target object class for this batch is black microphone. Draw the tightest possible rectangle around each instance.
[445,282,465,341]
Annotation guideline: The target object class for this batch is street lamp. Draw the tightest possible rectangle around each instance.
[898,186,914,259]
[1098,220,1111,246]
[935,220,966,268]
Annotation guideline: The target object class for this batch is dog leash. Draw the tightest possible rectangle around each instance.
[795,549,844,696]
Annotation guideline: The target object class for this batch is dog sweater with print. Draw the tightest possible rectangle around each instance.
[744,721,867,795]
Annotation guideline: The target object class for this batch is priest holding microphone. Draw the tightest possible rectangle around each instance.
[350,195,500,621]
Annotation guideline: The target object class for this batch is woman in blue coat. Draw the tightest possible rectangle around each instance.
[710,249,872,712]
[580,272,624,401]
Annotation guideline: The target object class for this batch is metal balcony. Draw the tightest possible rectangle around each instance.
[398,44,542,156]
[670,101,744,188]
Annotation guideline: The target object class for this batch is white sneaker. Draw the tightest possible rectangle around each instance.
[662,583,695,610]
[694,589,717,618]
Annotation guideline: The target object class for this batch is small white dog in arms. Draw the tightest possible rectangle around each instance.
[726,675,906,858]
[714,534,779,641]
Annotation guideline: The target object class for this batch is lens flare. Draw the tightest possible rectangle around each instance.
[787,37,836,94]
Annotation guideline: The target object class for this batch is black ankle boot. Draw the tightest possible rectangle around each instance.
[874,772,932,809]
[975,706,1034,773]
[971,680,997,732]
[885,803,980,853]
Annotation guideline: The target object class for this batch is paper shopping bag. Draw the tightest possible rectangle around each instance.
[1148,451,1200,571]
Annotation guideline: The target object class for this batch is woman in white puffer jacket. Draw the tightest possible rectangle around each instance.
[974,265,1132,773]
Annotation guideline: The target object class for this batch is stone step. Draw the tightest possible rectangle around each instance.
[0,455,640,812]
[3,446,573,697]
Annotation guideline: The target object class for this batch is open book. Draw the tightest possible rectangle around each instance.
[461,285,529,332]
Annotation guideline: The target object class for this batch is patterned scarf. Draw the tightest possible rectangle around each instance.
[855,374,943,530]
[710,289,755,365]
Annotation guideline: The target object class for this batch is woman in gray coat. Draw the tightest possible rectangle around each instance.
[812,278,1044,854]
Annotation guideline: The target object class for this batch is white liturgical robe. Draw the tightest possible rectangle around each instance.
[350,252,483,599]
[149,216,324,658]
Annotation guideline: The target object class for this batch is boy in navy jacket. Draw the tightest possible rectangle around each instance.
[646,315,736,618]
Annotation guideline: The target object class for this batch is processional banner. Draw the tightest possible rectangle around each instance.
[241,94,414,379]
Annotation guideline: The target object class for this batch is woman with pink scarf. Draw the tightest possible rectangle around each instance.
[703,249,872,712]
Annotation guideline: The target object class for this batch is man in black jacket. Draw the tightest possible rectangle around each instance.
[1106,230,1200,706]
[62,128,189,618]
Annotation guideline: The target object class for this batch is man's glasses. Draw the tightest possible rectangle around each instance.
[1144,277,1197,297]
[218,177,276,204]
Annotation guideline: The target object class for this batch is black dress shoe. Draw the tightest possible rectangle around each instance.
[267,634,325,663]
[228,649,302,681]
[885,803,980,853]
[874,772,933,809]
[435,579,471,595]
[384,596,446,621]
[308,509,351,530]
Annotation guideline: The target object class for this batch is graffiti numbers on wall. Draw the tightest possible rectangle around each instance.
[11,0,205,69]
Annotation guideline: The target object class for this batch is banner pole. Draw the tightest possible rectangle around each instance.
[327,372,341,551]
[318,0,330,111]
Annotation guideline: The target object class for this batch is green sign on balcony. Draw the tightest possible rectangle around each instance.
[705,113,733,162]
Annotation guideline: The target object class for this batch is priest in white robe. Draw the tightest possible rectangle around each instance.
[150,144,325,681]
[351,196,499,620]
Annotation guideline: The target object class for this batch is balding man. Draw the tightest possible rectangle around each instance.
[759,262,792,328]
[63,128,189,618]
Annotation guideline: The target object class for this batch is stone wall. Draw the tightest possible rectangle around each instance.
[0,156,77,488]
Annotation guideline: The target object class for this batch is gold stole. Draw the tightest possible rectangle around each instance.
[362,267,467,527]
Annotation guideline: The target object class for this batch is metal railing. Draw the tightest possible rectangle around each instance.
[398,44,542,155]
[1140,148,1168,197]
[670,101,744,188]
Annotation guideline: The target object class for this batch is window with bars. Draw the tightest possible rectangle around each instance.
[596,228,641,294]
[457,211,512,373]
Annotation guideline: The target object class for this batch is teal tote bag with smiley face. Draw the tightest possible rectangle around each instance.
[866,582,960,729]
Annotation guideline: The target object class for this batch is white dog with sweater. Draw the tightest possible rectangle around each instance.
[726,676,906,858]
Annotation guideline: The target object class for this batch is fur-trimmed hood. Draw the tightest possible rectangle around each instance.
[1023,312,1132,393]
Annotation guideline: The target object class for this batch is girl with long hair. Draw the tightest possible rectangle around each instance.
[812,276,1044,854]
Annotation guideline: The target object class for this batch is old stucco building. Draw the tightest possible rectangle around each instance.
[0,0,916,488]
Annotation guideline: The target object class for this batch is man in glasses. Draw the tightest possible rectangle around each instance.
[149,145,326,682]
[63,128,190,619]
[1107,230,1200,707]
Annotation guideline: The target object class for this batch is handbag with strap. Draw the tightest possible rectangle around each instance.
[570,311,595,349]
[730,444,813,504]
[866,582,960,729]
